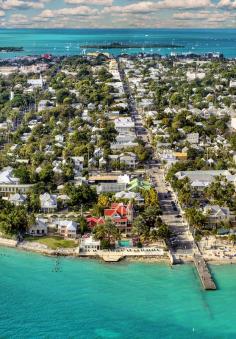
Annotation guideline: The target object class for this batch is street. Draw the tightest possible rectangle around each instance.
[119,61,194,254]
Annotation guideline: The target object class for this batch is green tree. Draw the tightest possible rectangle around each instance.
[93,220,120,248]
[205,176,235,207]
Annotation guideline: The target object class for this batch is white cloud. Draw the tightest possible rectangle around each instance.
[65,0,112,5]
[173,10,234,22]
[103,0,214,15]
[155,0,213,8]
[103,2,155,14]
[0,0,45,10]
[217,0,236,7]
[39,6,98,18]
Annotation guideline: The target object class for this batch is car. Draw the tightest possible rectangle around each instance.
[175,215,182,218]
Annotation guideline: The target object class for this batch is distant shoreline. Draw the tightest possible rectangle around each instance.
[0,47,23,52]
[81,43,184,49]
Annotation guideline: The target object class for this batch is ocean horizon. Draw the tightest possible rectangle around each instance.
[0,28,236,59]
[1,246,236,338]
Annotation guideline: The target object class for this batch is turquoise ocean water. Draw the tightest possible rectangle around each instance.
[0,28,236,59]
[0,246,236,338]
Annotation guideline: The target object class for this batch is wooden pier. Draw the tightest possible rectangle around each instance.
[193,254,216,290]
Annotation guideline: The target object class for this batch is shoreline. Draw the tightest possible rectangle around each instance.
[0,237,235,265]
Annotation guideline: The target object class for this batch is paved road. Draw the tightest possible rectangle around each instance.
[150,166,194,253]
[119,61,194,254]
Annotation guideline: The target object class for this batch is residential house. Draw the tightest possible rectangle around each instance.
[57,220,78,239]
[104,202,134,233]
[27,76,44,89]
[86,216,105,229]
[37,100,54,112]
[79,236,100,252]
[229,79,236,88]
[28,218,48,236]
[95,174,130,194]
[186,133,199,145]
[0,167,34,197]
[114,117,135,133]
[187,71,206,81]
[40,193,57,213]
[9,193,27,206]
[175,170,236,191]
[203,205,230,229]
[119,152,137,168]
[115,191,144,204]
[128,178,152,192]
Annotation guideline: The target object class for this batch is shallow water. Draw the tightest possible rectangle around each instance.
[0,28,236,59]
[0,247,236,338]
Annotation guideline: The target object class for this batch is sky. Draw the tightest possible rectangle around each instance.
[0,0,235,29]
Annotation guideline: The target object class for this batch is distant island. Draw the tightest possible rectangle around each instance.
[81,42,184,49]
[0,47,23,52]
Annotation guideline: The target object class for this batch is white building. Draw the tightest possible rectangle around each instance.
[176,170,236,190]
[0,167,34,197]
[28,218,48,236]
[186,133,199,145]
[40,193,57,213]
[203,205,230,228]
[80,236,100,252]
[27,76,44,88]
[229,80,236,88]
[57,220,77,239]
[187,71,206,81]
[8,193,27,206]
[114,117,135,133]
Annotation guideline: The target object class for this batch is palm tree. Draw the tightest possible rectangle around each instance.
[93,219,121,248]
[185,208,206,231]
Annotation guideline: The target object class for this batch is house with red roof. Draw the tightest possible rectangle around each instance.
[86,202,134,234]
[104,202,134,233]
[86,216,105,229]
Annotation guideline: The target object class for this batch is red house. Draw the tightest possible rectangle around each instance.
[86,202,134,234]
[104,202,134,233]
[86,216,105,229]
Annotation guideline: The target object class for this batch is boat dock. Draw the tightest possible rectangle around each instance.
[193,254,216,290]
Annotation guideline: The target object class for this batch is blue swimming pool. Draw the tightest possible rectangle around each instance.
[118,240,133,248]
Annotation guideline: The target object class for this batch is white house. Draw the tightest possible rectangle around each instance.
[203,205,230,228]
[80,236,100,252]
[186,133,199,145]
[28,218,48,236]
[229,80,236,88]
[119,152,137,167]
[40,193,57,213]
[187,71,206,81]
[55,134,64,143]
[0,167,34,197]
[114,117,135,133]
[57,220,78,239]
[9,193,27,206]
[27,76,44,88]
[175,170,236,191]
[38,100,54,112]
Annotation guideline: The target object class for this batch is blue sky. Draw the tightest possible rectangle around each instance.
[0,0,235,28]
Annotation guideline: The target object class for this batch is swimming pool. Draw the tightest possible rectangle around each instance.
[118,240,133,248]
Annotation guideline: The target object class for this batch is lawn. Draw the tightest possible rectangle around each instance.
[25,236,78,250]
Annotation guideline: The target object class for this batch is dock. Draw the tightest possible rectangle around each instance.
[193,254,216,290]
[98,252,124,262]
